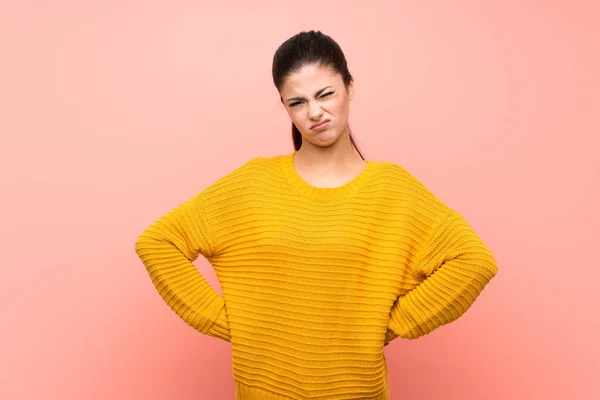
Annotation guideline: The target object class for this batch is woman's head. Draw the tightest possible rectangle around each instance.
[272,30,364,159]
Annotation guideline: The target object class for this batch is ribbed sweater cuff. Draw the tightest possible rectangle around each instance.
[207,306,231,342]
[384,328,399,344]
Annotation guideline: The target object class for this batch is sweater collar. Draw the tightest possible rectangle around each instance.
[280,151,378,202]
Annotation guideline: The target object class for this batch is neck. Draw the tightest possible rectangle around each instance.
[294,132,364,174]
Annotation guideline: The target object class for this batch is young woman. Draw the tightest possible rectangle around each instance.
[135,30,498,400]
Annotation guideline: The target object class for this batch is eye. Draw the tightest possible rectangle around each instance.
[289,101,302,107]
[320,91,334,98]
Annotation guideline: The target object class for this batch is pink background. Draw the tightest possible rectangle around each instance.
[1,1,598,399]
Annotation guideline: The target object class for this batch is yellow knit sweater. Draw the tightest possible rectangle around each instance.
[134,152,497,400]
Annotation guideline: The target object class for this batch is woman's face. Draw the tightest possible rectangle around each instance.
[279,63,354,148]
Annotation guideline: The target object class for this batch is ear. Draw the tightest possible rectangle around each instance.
[348,80,355,101]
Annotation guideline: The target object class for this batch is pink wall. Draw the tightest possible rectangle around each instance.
[1,1,598,399]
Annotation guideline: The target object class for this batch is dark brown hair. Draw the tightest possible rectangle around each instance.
[271,30,364,159]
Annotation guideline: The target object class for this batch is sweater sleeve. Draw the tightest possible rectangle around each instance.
[384,210,497,344]
[134,193,231,342]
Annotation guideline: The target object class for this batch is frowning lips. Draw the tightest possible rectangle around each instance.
[310,119,331,129]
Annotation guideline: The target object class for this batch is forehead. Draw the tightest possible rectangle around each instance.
[280,64,343,95]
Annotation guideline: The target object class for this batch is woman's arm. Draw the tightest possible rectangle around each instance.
[384,210,497,344]
[134,193,231,342]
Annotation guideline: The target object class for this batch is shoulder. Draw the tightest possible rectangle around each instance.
[370,159,429,193]
[198,154,283,196]
[224,153,287,174]
[370,159,453,218]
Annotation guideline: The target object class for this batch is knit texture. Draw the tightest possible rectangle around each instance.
[134,152,498,400]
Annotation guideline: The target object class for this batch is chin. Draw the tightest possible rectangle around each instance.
[308,132,343,147]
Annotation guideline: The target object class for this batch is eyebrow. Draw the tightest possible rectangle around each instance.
[286,86,333,103]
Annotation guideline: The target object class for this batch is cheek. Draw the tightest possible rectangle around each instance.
[287,109,304,124]
[285,109,307,131]
[327,99,349,118]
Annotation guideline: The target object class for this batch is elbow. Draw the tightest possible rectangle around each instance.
[134,232,145,255]
[134,225,159,257]
[489,255,498,280]
[134,231,148,259]
[467,240,498,284]
[480,247,498,282]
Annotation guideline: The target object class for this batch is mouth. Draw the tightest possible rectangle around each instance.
[310,119,331,130]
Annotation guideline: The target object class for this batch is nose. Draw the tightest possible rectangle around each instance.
[307,99,323,120]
